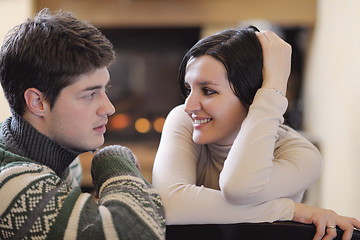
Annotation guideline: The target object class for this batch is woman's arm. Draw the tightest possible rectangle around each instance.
[219,30,321,204]
[152,105,294,224]
[153,105,360,240]
[219,88,322,204]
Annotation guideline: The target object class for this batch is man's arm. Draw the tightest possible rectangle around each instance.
[0,146,165,240]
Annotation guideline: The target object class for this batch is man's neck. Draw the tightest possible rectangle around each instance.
[0,113,84,177]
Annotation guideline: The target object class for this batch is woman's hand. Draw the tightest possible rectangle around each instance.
[293,202,360,240]
[256,30,292,95]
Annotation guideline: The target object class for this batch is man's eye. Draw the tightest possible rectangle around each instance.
[85,91,96,99]
[105,84,112,93]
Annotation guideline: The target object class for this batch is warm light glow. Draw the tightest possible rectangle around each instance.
[108,113,131,130]
[153,117,165,133]
[135,118,151,133]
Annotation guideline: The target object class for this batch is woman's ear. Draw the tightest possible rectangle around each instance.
[23,88,49,117]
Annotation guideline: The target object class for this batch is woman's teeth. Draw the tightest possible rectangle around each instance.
[194,118,212,124]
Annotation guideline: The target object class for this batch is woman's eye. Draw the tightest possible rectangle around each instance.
[184,84,191,95]
[203,88,217,96]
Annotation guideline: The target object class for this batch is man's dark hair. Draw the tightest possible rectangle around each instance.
[0,8,115,115]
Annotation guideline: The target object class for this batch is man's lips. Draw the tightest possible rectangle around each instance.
[94,122,107,133]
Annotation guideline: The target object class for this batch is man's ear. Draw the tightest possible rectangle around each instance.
[23,88,49,117]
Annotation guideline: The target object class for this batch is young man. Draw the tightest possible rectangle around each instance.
[0,8,165,239]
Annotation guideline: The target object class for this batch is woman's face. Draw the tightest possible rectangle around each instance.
[184,55,248,145]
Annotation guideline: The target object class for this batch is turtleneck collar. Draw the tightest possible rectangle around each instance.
[207,142,232,161]
[0,113,84,177]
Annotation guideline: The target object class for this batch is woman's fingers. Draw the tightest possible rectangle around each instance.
[312,212,360,240]
[255,30,292,94]
[312,223,326,240]
[336,216,360,240]
[293,203,360,240]
[255,31,270,43]
[256,30,279,42]
[340,225,354,240]
[321,224,337,240]
[312,211,336,240]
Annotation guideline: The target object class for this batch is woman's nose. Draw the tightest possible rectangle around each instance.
[184,92,202,114]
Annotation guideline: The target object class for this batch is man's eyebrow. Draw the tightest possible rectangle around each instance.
[82,85,103,92]
[82,79,111,92]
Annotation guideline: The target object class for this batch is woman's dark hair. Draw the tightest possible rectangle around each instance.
[0,8,115,115]
[179,26,263,109]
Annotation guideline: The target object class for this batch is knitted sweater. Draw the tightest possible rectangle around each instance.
[0,114,165,239]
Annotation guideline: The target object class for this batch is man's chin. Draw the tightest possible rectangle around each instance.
[89,142,105,152]
[76,140,104,153]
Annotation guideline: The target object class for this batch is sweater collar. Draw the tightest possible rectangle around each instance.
[207,143,232,162]
[0,113,83,176]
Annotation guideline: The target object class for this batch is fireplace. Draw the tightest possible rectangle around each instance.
[101,27,200,142]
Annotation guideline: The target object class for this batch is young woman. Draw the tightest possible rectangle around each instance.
[152,26,360,239]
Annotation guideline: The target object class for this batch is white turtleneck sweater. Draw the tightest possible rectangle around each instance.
[152,88,322,225]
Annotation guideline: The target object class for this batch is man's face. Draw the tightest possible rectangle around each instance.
[42,67,115,151]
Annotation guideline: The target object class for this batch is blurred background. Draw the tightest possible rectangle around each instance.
[1,0,359,220]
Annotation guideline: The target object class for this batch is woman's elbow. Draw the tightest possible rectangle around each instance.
[305,147,323,180]
[220,180,263,205]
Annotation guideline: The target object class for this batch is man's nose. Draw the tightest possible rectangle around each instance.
[98,93,115,117]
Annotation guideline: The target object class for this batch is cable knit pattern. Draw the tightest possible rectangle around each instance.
[0,116,166,239]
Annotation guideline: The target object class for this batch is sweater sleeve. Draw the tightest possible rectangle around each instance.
[219,88,322,205]
[61,157,83,188]
[0,151,166,239]
[152,104,294,225]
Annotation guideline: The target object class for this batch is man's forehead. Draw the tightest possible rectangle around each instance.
[67,68,110,89]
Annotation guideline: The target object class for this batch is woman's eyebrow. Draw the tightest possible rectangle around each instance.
[197,81,219,86]
[184,80,218,86]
